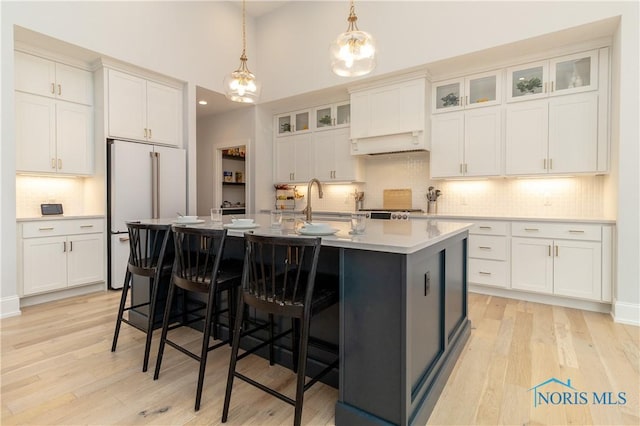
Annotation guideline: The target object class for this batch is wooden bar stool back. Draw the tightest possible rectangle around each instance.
[111,222,173,372]
[153,226,242,411]
[222,234,339,426]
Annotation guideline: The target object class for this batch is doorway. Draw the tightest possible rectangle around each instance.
[217,144,247,215]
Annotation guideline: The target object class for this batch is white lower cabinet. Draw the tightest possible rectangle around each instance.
[19,218,105,296]
[467,221,509,288]
[511,222,605,302]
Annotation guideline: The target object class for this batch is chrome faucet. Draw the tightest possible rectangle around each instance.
[302,178,323,222]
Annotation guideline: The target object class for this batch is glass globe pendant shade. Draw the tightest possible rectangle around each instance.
[330,29,376,77]
[223,56,261,103]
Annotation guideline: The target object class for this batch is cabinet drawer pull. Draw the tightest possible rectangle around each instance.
[478,226,492,230]
[524,228,539,232]
[568,229,585,233]
[58,84,62,96]
[478,246,492,250]
[548,245,551,256]
[80,225,94,228]
[543,158,547,170]
[424,271,430,296]
[63,241,67,252]
[144,128,148,138]
[119,236,130,242]
[544,82,548,93]
[38,227,55,231]
[551,81,554,92]
[51,158,56,169]
[149,128,152,139]
[51,83,55,94]
[549,158,553,170]
[58,158,62,169]
[70,241,73,251]
[478,271,492,276]
[555,245,559,257]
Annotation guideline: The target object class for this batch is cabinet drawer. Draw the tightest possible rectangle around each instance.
[66,219,104,235]
[470,221,508,236]
[22,221,67,238]
[469,235,507,260]
[512,222,601,241]
[22,218,104,238]
[469,259,508,288]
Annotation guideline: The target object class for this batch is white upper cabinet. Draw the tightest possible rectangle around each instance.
[15,92,93,175]
[275,109,311,137]
[107,69,183,147]
[314,101,350,130]
[431,106,502,178]
[15,51,93,106]
[274,133,312,183]
[313,128,363,182]
[507,50,598,102]
[506,92,598,175]
[432,70,502,113]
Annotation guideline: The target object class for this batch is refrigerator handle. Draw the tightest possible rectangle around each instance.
[151,152,158,218]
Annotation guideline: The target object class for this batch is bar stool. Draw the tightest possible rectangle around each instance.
[153,226,243,411]
[111,222,173,372]
[222,234,339,426]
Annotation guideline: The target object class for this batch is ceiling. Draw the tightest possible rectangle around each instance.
[240,1,291,17]
[196,86,252,118]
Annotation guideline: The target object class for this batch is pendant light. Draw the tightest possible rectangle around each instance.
[224,0,260,103]
[330,0,376,77]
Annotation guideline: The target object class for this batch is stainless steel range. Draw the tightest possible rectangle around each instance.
[357,209,424,220]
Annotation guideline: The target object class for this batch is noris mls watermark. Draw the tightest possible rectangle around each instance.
[528,378,627,408]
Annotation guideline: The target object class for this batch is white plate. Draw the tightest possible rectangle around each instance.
[223,223,260,230]
[173,219,205,225]
[298,228,339,236]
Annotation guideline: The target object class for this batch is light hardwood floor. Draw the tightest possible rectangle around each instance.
[1,291,638,425]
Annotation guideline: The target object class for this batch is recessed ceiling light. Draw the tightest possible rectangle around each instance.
[198,100,208,105]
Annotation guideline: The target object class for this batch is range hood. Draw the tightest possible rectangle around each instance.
[350,131,427,156]
[348,74,429,156]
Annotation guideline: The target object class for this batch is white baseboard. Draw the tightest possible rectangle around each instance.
[19,283,106,308]
[612,300,640,326]
[469,284,612,314]
[0,295,22,318]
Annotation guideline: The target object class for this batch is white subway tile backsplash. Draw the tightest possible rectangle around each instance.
[297,151,606,219]
[16,176,86,217]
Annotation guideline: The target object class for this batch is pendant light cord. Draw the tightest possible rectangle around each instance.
[241,0,247,58]
[347,0,359,32]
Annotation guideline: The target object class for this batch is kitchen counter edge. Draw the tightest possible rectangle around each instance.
[17,215,106,222]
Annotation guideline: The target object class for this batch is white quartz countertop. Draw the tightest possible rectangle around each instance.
[136,214,472,255]
[285,211,616,225]
[16,214,105,222]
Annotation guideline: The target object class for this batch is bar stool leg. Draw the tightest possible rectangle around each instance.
[111,269,131,352]
[153,277,177,380]
[142,274,161,373]
[293,314,312,426]
[222,294,247,423]
[195,287,219,411]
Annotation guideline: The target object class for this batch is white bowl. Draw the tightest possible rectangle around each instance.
[302,222,332,232]
[177,215,198,222]
[232,218,254,225]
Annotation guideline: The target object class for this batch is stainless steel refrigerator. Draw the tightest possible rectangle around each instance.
[107,139,186,289]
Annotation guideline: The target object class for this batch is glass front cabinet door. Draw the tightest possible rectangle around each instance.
[315,101,350,130]
[432,71,501,113]
[507,50,598,102]
[550,50,598,95]
[276,110,311,136]
[433,79,463,113]
[507,61,548,102]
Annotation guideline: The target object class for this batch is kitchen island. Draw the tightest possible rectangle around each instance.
[141,214,471,426]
